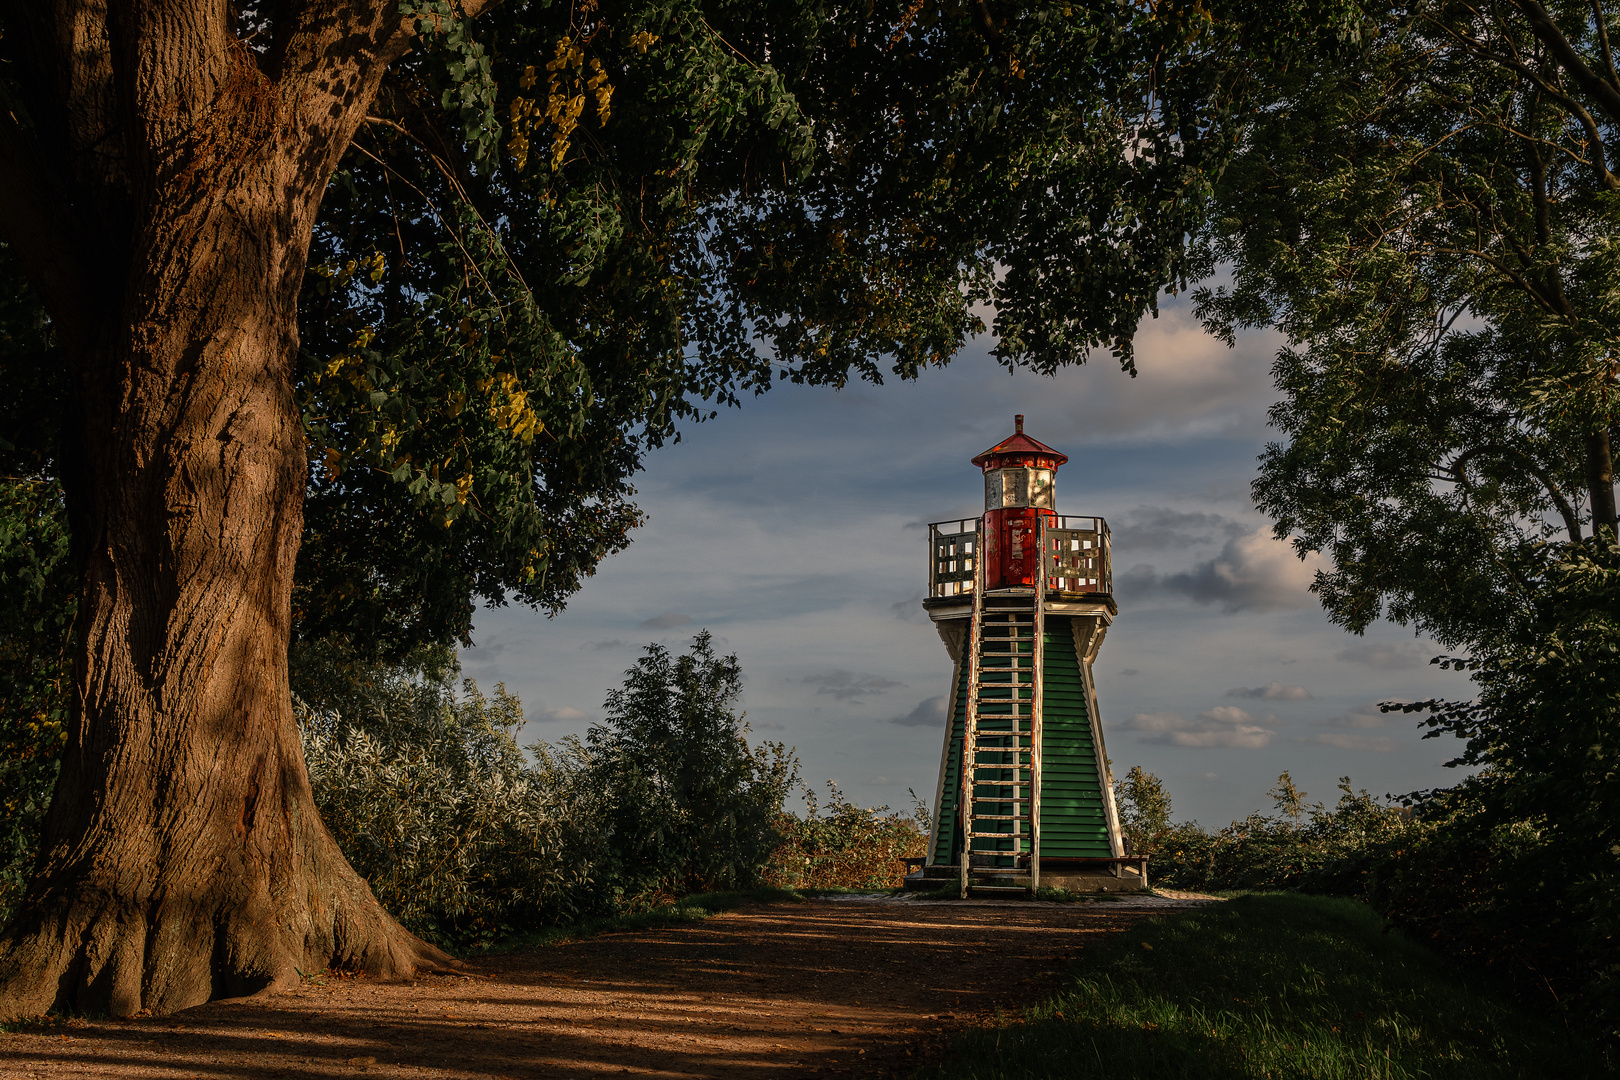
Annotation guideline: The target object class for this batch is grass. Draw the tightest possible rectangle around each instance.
[909,884,964,901]
[905,884,1131,903]
[924,893,1612,1080]
[1032,886,1125,903]
[469,886,804,955]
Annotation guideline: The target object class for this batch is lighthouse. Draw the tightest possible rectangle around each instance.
[919,416,1143,896]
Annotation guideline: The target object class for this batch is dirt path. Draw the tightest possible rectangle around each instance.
[1,895,1217,1080]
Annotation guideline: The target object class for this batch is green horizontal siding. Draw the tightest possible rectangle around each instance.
[931,655,969,863]
[1039,618,1113,857]
[931,615,1115,864]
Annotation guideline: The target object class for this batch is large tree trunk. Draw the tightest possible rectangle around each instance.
[1589,429,1617,540]
[0,3,464,1018]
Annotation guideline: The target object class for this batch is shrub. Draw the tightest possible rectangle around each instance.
[763,782,929,890]
[565,631,800,904]
[296,631,799,945]
[1386,539,1620,1039]
[1148,773,1411,896]
[1119,752,1619,1047]
[1367,780,1617,1043]
[0,477,73,926]
[295,642,593,945]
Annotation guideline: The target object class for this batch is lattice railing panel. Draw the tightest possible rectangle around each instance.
[928,519,979,598]
[1044,517,1112,595]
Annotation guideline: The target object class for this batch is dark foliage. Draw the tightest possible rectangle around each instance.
[764,782,929,891]
[584,631,798,900]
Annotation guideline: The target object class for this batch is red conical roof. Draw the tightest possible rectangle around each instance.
[971,414,1069,468]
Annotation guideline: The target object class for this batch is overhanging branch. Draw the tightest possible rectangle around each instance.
[1513,0,1620,128]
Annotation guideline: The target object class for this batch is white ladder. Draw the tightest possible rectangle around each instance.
[959,520,1045,897]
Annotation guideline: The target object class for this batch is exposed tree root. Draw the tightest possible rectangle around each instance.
[0,775,459,1019]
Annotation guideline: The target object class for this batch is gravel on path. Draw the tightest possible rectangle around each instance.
[0,895,1220,1080]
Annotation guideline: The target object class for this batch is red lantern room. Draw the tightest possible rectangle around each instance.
[972,415,1070,591]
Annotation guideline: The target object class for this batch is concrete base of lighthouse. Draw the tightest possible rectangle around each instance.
[903,858,1150,894]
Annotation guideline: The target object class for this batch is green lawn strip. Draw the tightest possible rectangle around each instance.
[1031,886,1125,903]
[905,884,962,901]
[924,893,1611,1080]
[467,886,804,955]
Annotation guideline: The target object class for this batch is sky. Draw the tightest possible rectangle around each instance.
[459,294,1479,828]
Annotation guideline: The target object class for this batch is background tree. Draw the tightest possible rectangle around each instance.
[1196,2,1620,1030]
[0,0,1269,1016]
[1198,0,1620,650]
[1114,764,1174,855]
[581,631,797,900]
[1268,770,1313,826]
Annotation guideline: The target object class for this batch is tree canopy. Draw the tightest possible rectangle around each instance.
[2,0,1266,657]
[1198,0,1620,650]
[0,0,1298,1017]
[1190,1,1620,1034]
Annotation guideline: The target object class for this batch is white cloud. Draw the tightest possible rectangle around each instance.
[891,695,947,727]
[1124,711,1187,733]
[534,705,588,723]
[639,612,693,629]
[1119,529,1324,613]
[1317,702,1401,730]
[1226,681,1312,701]
[1202,705,1258,725]
[1162,530,1323,612]
[1055,307,1282,443]
[1335,640,1430,670]
[803,671,904,700]
[1126,706,1277,749]
[1316,732,1397,752]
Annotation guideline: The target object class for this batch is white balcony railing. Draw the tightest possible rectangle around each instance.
[926,515,1111,599]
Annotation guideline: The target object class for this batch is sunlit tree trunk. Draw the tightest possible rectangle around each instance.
[0,2,472,1017]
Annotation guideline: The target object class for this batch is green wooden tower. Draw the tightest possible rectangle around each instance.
[919,417,1144,895]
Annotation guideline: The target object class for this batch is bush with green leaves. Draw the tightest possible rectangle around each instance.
[1147,772,1412,897]
[0,477,72,926]
[567,631,799,905]
[294,632,800,942]
[1124,731,1619,1044]
[294,640,594,946]
[763,782,930,891]
[1376,539,1620,1040]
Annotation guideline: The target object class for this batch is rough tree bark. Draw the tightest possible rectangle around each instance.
[0,1,493,1017]
[1588,430,1618,539]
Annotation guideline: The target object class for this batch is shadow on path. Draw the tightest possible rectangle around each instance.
[0,899,1213,1079]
